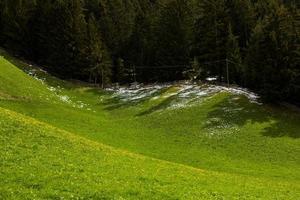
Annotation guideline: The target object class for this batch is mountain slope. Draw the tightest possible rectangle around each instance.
[0,53,300,199]
[1,107,299,199]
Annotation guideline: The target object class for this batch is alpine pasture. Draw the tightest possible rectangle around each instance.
[0,51,300,199]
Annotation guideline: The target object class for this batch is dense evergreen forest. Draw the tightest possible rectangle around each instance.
[0,0,299,102]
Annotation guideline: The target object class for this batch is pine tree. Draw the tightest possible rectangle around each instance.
[226,23,243,84]
[0,0,4,40]
[114,57,126,84]
[226,0,255,52]
[0,0,298,102]
[246,2,298,100]
[30,0,88,78]
[193,0,229,81]
[97,0,136,56]
[68,0,89,77]
[244,19,266,91]
[86,14,111,87]
[0,0,36,53]
[155,0,192,66]
[287,1,300,103]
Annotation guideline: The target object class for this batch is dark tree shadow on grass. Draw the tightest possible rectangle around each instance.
[135,95,177,116]
[100,87,170,111]
[260,109,300,138]
[84,88,135,110]
[204,95,300,139]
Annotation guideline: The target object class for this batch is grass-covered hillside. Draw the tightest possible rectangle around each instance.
[0,52,300,199]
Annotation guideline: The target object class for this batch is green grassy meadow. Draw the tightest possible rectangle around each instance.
[0,51,300,199]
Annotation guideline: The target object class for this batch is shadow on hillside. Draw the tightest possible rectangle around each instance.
[101,88,168,111]
[84,88,133,111]
[260,111,300,138]
[135,95,177,116]
[0,48,83,90]
[103,96,138,111]
[203,95,300,139]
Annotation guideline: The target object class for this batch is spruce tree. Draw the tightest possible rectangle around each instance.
[0,0,35,53]
[226,23,243,84]
[193,0,229,81]
[226,0,255,52]
[87,14,111,87]
[30,0,88,78]
[246,2,298,100]
[155,0,192,66]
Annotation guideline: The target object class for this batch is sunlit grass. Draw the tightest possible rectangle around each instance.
[0,53,300,199]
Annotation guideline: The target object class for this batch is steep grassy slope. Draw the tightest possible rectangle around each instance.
[0,56,51,101]
[0,53,300,199]
[1,107,300,199]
